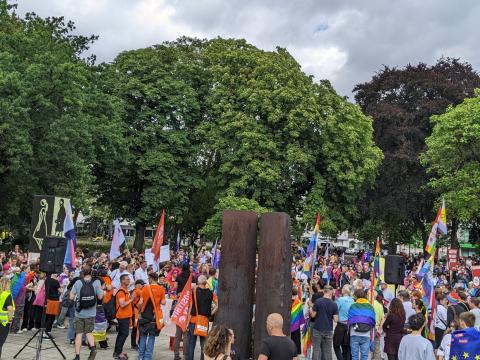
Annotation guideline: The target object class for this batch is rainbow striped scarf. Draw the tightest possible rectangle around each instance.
[347,298,376,328]
[291,298,304,332]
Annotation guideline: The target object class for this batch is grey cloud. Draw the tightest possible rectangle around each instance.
[15,0,480,98]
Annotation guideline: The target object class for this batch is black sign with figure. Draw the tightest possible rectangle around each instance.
[30,195,70,252]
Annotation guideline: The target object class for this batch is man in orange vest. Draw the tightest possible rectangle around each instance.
[137,273,166,360]
[114,274,135,360]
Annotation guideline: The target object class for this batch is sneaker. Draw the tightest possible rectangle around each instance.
[42,333,50,339]
[16,330,24,334]
[32,327,38,331]
[87,348,97,360]
[22,328,28,332]
[57,324,66,329]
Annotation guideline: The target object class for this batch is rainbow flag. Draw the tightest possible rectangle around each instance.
[291,299,304,332]
[301,318,312,356]
[425,200,447,254]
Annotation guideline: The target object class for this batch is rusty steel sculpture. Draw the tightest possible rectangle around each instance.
[215,210,292,359]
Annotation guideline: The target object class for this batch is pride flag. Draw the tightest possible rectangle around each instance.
[109,219,125,260]
[303,214,320,276]
[301,317,312,356]
[425,200,447,254]
[373,237,381,278]
[437,199,447,235]
[417,255,434,279]
[290,299,304,332]
[63,201,76,270]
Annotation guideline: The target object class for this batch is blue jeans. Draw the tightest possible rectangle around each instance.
[138,333,156,360]
[67,316,75,341]
[187,323,206,360]
[350,335,370,360]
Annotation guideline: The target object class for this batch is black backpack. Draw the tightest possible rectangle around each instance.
[77,279,97,310]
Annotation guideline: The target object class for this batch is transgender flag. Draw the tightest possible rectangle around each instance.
[63,201,77,270]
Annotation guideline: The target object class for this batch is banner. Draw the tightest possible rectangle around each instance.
[447,249,458,270]
[472,266,480,287]
[170,274,192,332]
[29,195,70,252]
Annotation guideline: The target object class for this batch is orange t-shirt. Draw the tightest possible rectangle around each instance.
[132,287,142,319]
[116,287,132,319]
[102,276,113,304]
[140,284,165,318]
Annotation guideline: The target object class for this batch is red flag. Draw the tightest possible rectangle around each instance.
[152,209,165,262]
[170,274,192,332]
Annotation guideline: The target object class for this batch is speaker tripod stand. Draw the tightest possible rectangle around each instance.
[14,273,66,360]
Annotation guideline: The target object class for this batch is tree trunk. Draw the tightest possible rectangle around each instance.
[134,223,145,250]
[450,218,459,249]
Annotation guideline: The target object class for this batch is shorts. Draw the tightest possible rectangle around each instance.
[74,317,95,334]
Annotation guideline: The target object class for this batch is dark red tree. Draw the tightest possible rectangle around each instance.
[354,58,480,250]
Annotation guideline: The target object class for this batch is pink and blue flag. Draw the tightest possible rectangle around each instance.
[63,201,77,270]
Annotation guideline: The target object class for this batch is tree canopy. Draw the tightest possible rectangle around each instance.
[1,3,382,246]
[101,37,382,245]
[354,58,480,250]
[421,90,480,247]
[0,2,123,231]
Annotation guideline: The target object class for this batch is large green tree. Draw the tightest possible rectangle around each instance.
[0,2,123,236]
[99,41,207,248]
[421,90,480,248]
[196,39,382,239]
[354,58,480,250]
[101,37,382,245]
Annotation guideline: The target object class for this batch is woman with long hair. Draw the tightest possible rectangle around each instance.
[204,324,234,360]
[382,298,406,360]
[0,277,14,358]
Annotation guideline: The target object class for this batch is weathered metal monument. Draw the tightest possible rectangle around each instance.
[215,210,292,359]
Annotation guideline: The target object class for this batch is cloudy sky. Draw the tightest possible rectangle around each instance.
[15,0,480,98]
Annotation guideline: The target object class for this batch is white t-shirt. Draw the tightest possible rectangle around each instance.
[134,268,149,284]
[435,304,448,330]
[402,301,416,324]
[398,334,435,360]
[437,333,451,360]
[111,269,134,291]
[470,308,480,329]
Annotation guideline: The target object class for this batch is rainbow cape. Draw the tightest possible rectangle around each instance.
[290,299,304,332]
[347,298,376,328]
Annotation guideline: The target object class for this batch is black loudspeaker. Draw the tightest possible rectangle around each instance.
[39,236,67,273]
[384,255,405,285]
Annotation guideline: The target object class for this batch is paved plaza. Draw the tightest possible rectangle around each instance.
[2,328,190,360]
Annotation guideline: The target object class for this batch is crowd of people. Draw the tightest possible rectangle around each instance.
[0,244,223,360]
[0,243,479,360]
[292,248,480,360]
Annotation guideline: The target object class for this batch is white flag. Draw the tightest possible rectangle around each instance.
[109,219,125,260]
